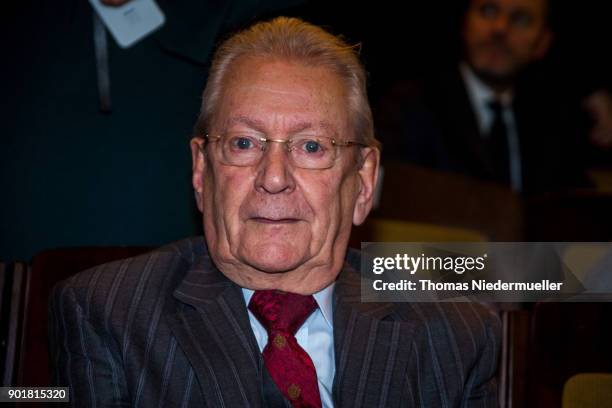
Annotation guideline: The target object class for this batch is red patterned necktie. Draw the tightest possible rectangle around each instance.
[248,290,322,408]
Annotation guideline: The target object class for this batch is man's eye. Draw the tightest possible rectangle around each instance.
[303,140,323,154]
[231,137,255,150]
[479,3,498,18]
[511,12,533,28]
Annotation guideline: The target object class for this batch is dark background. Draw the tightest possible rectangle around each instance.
[2,0,611,262]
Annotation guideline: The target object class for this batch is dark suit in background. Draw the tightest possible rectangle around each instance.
[379,66,590,195]
[50,237,500,407]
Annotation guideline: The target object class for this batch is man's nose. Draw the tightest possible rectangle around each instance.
[254,142,296,194]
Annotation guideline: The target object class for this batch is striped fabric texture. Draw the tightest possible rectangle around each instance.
[49,237,500,407]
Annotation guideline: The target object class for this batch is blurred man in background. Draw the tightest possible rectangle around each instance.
[380,0,611,194]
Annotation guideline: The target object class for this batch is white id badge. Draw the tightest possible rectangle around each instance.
[88,0,165,48]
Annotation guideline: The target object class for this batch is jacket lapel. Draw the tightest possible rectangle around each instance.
[165,242,417,407]
[332,263,416,408]
[167,251,265,407]
[450,71,497,178]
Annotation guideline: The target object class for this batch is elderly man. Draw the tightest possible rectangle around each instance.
[50,17,500,407]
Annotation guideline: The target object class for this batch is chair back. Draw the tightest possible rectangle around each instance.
[374,161,523,240]
[14,246,152,387]
[563,373,612,408]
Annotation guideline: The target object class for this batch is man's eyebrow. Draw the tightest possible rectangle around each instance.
[226,116,267,132]
[283,121,340,136]
[225,116,338,135]
[317,121,338,136]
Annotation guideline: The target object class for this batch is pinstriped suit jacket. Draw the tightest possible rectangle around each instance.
[49,237,500,407]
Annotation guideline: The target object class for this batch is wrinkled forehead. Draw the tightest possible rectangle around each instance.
[211,56,351,135]
[222,115,342,137]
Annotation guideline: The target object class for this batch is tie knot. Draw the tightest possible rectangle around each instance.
[248,290,317,334]
[487,99,504,115]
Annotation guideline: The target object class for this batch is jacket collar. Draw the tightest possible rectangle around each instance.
[168,240,265,407]
[167,239,415,407]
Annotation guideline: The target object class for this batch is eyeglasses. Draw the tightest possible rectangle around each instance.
[203,133,367,169]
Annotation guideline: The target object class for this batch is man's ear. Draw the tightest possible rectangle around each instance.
[353,147,380,226]
[190,137,207,212]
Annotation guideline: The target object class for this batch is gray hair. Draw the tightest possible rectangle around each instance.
[194,17,379,149]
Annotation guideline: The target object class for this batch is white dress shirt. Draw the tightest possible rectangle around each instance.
[460,62,523,192]
[242,285,336,408]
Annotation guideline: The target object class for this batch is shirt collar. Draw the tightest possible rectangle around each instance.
[460,62,513,107]
[242,283,335,329]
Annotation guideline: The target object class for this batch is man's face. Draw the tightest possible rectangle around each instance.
[463,0,552,85]
[191,57,379,294]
